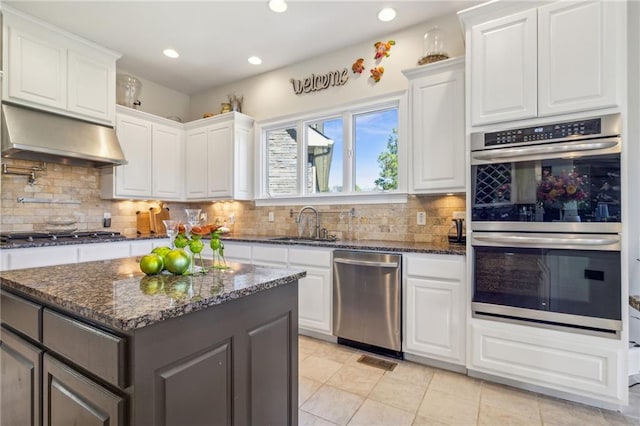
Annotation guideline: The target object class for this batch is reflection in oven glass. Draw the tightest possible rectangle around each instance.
[472,154,620,223]
[474,247,621,321]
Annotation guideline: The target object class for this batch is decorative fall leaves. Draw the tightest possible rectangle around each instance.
[351,40,395,83]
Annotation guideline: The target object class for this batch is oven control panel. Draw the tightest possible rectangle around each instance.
[485,118,602,146]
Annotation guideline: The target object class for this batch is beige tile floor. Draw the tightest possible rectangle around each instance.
[298,336,640,426]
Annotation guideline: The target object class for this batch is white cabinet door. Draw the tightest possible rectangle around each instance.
[219,241,252,262]
[3,10,118,125]
[184,113,254,201]
[77,242,130,262]
[469,320,621,400]
[232,122,253,200]
[130,240,155,256]
[252,244,288,266]
[6,26,67,110]
[470,9,538,125]
[404,254,465,365]
[114,113,152,197]
[206,123,233,198]
[405,58,465,194]
[67,50,114,124]
[152,123,183,200]
[184,128,209,199]
[2,246,78,271]
[289,247,333,335]
[297,267,332,334]
[537,1,619,116]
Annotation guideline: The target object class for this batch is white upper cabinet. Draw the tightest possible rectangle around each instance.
[184,112,254,201]
[537,1,619,116]
[462,1,623,127]
[101,107,183,200]
[470,9,538,125]
[2,8,120,125]
[403,57,465,194]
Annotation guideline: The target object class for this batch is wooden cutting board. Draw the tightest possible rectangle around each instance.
[136,211,151,234]
[151,207,171,234]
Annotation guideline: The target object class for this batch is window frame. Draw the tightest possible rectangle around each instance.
[255,93,408,206]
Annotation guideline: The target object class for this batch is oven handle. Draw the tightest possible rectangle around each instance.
[472,234,620,250]
[471,138,619,162]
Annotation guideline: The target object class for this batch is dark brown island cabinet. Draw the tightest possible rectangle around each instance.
[0,258,303,426]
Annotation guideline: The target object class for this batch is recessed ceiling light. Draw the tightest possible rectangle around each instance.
[163,48,179,59]
[248,56,263,65]
[378,7,396,22]
[268,0,287,13]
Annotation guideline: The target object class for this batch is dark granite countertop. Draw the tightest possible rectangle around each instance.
[0,257,305,332]
[219,235,467,255]
[631,295,640,311]
[0,232,466,255]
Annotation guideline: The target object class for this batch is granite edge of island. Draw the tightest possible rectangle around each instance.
[0,259,306,333]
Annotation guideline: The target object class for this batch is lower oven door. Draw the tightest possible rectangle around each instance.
[471,232,622,336]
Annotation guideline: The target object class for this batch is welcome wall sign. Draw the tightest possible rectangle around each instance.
[290,68,349,94]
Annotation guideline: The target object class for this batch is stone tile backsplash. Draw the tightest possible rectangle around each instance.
[1,159,465,243]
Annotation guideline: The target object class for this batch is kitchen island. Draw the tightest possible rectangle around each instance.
[0,257,304,426]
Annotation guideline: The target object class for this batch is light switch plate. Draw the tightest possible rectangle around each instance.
[268,212,275,222]
[417,211,426,225]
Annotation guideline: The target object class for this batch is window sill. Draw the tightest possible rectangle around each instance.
[254,192,408,207]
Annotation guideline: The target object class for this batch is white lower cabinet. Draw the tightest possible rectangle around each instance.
[0,239,168,271]
[212,242,333,337]
[1,246,78,271]
[404,253,466,366]
[219,241,252,263]
[289,247,332,335]
[77,241,131,262]
[468,319,622,403]
[251,244,288,267]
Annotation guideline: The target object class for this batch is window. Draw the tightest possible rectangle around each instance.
[266,126,298,196]
[260,98,401,201]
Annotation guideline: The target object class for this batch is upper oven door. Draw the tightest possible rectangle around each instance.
[470,136,621,233]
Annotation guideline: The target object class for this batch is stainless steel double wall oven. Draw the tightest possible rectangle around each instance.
[470,114,622,336]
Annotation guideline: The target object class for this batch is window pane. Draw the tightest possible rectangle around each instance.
[354,108,398,192]
[305,118,343,193]
[267,127,298,196]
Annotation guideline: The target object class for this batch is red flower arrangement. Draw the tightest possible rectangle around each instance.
[536,168,589,205]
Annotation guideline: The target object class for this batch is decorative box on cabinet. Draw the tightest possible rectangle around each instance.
[184,112,254,201]
[404,253,466,368]
[460,0,623,126]
[101,107,184,200]
[402,57,465,194]
[2,7,119,125]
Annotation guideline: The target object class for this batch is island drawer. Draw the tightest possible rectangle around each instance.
[0,289,42,342]
[42,309,127,388]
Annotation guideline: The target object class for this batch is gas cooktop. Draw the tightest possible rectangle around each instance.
[0,231,125,243]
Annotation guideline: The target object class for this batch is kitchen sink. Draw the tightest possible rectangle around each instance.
[268,236,337,243]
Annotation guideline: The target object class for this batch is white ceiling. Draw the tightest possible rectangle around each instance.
[4,1,479,95]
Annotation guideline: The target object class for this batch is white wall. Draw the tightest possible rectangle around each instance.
[116,68,191,122]
[189,13,464,122]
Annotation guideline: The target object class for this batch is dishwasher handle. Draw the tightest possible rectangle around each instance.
[334,257,399,268]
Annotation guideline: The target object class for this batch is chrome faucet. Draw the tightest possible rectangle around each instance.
[296,206,320,239]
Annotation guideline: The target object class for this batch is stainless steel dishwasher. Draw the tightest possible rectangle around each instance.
[333,250,402,358]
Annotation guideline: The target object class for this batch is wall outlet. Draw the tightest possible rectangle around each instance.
[228,213,236,225]
[452,211,466,220]
[417,211,426,226]
[268,211,275,222]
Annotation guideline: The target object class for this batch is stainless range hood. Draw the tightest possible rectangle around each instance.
[1,103,127,168]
